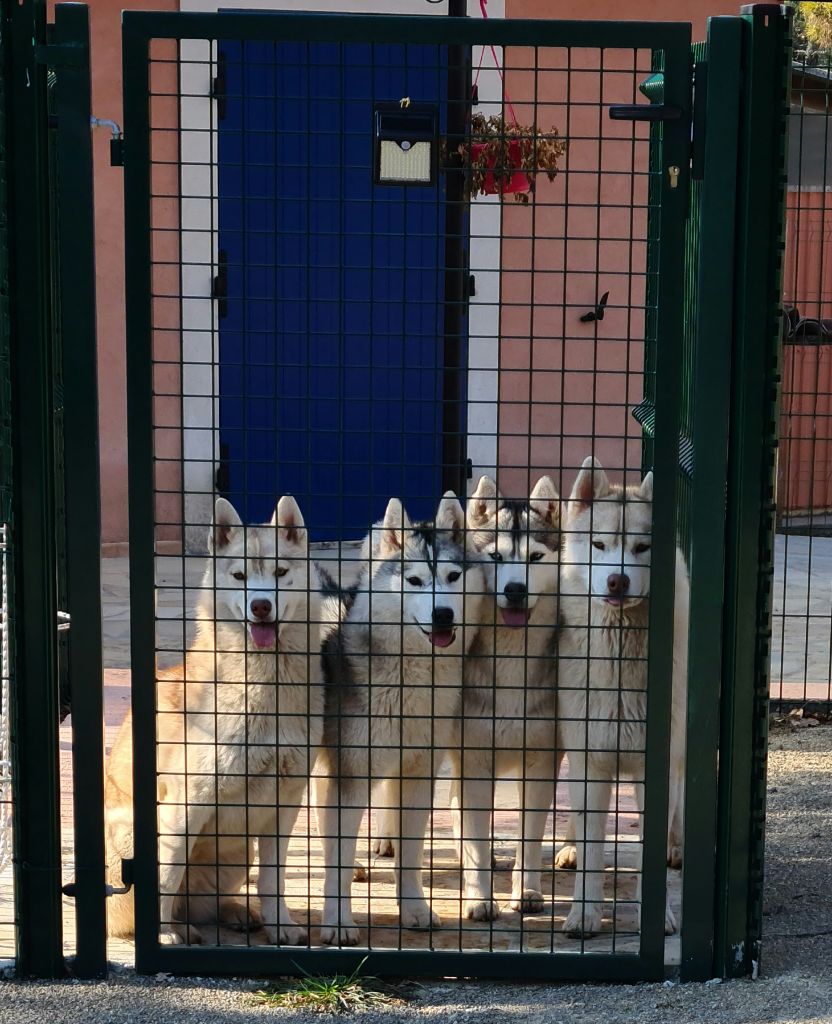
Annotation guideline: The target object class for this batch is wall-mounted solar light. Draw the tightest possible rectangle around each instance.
[374,101,438,186]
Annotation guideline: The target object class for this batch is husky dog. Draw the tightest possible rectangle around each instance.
[105,496,323,944]
[314,493,488,945]
[453,475,562,921]
[558,457,688,938]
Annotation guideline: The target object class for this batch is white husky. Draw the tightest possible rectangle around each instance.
[105,495,323,944]
[558,457,688,938]
[314,493,488,945]
[453,475,562,920]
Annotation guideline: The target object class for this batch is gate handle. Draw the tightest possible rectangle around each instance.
[609,105,682,122]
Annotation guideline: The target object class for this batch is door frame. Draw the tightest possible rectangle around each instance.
[178,0,503,550]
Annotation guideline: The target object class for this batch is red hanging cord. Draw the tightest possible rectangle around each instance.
[472,0,519,127]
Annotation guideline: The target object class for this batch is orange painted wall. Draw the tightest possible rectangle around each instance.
[497,0,735,498]
[49,0,180,548]
[84,1,736,542]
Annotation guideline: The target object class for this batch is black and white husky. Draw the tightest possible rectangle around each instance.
[453,475,562,921]
[314,493,489,945]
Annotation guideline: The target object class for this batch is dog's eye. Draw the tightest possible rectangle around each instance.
[633,542,651,555]
[591,541,606,552]
[489,551,503,562]
[276,566,289,578]
[447,571,461,583]
[406,576,423,587]
[232,571,246,581]
[529,552,545,563]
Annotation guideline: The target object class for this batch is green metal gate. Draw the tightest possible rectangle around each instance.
[116,6,787,982]
[0,0,790,985]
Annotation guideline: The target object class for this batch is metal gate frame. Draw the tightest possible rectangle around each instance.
[124,9,690,982]
[0,0,790,984]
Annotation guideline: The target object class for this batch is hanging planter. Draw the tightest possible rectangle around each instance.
[459,113,566,203]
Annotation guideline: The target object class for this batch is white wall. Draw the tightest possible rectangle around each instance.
[179,0,503,548]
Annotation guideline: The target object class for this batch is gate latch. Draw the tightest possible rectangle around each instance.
[608,105,682,122]
[62,858,134,899]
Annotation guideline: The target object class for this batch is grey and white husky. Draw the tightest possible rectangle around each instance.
[314,493,488,945]
[105,495,323,944]
[558,457,688,938]
[453,475,562,921]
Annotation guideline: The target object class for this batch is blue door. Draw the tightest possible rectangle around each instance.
[217,40,458,540]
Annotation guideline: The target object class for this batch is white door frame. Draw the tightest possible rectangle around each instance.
[179,0,502,549]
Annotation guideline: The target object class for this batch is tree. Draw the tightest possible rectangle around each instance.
[789,2,832,66]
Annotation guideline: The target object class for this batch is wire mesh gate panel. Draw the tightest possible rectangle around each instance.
[774,41,832,715]
[123,12,693,980]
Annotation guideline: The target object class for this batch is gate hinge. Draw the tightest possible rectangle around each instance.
[91,117,124,167]
[212,249,228,319]
[216,441,231,496]
[468,274,476,298]
[212,52,227,121]
[465,458,473,481]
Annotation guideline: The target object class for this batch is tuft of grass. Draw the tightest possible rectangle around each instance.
[253,958,408,1014]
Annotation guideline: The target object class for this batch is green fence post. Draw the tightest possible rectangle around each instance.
[680,16,743,983]
[53,1,107,979]
[716,3,790,979]
[4,0,65,978]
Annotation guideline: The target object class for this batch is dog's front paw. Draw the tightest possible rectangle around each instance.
[464,898,501,922]
[400,901,441,931]
[554,844,577,870]
[510,889,544,915]
[372,837,396,858]
[563,903,602,938]
[319,923,361,946]
[265,922,308,946]
[664,904,678,935]
[219,898,262,933]
[161,924,201,945]
[667,845,683,870]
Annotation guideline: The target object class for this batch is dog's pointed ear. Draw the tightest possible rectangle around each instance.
[274,495,306,548]
[570,456,610,508]
[210,497,243,553]
[467,475,499,528]
[379,498,411,557]
[639,471,654,502]
[529,475,560,527]
[436,490,465,543]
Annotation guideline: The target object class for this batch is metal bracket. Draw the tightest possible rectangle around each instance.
[91,117,124,167]
[57,610,70,633]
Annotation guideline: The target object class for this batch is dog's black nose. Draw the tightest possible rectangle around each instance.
[432,606,455,628]
[250,598,273,620]
[606,573,630,596]
[503,582,528,605]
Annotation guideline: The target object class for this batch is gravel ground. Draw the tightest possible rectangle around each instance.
[2,725,830,1024]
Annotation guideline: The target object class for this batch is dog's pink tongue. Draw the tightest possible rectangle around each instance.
[429,629,455,648]
[500,608,529,628]
[249,622,277,649]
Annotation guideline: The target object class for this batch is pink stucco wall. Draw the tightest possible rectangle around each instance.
[497,0,735,498]
[87,1,735,543]
[59,0,180,549]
